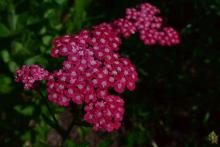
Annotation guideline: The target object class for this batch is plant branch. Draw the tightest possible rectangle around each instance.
[36,89,90,146]
[36,89,59,127]
[61,118,75,147]
[41,113,65,136]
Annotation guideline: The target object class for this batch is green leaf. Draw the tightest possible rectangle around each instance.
[12,41,26,56]
[65,140,76,146]
[0,74,12,94]
[39,27,47,35]
[1,50,10,63]
[25,55,48,65]
[14,105,34,116]
[44,9,55,18]
[20,132,31,141]
[26,15,41,26]
[42,35,52,46]
[44,9,62,30]
[203,112,210,124]
[0,23,10,37]
[8,12,18,32]
[54,0,67,5]
[8,61,18,73]
[66,0,90,33]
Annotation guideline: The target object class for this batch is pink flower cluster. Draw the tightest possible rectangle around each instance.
[15,3,180,132]
[47,23,137,131]
[84,95,124,132]
[113,3,180,46]
[15,65,49,90]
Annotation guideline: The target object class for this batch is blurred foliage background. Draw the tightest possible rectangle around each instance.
[1,0,220,146]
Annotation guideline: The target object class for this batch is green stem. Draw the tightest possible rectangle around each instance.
[37,90,59,127]
[61,118,75,147]
[41,113,65,136]
[36,89,90,146]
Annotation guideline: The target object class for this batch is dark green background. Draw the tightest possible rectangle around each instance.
[1,0,220,146]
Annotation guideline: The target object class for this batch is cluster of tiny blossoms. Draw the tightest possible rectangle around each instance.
[47,23,137,131]
[15,3,180,132]
[15,65,49,90]
[113,3,180,46]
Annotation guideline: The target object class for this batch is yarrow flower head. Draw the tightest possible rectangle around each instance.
[113,3,180,46]
[47,22,138,107]
[84,95,124,132]
[15,65,49,90]
[15,3,180,132]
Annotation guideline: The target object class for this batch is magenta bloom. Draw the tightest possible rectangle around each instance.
[15,65,49,90]
[15,3,180,132]
[84,95,124,132]
[113,3,180,46]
